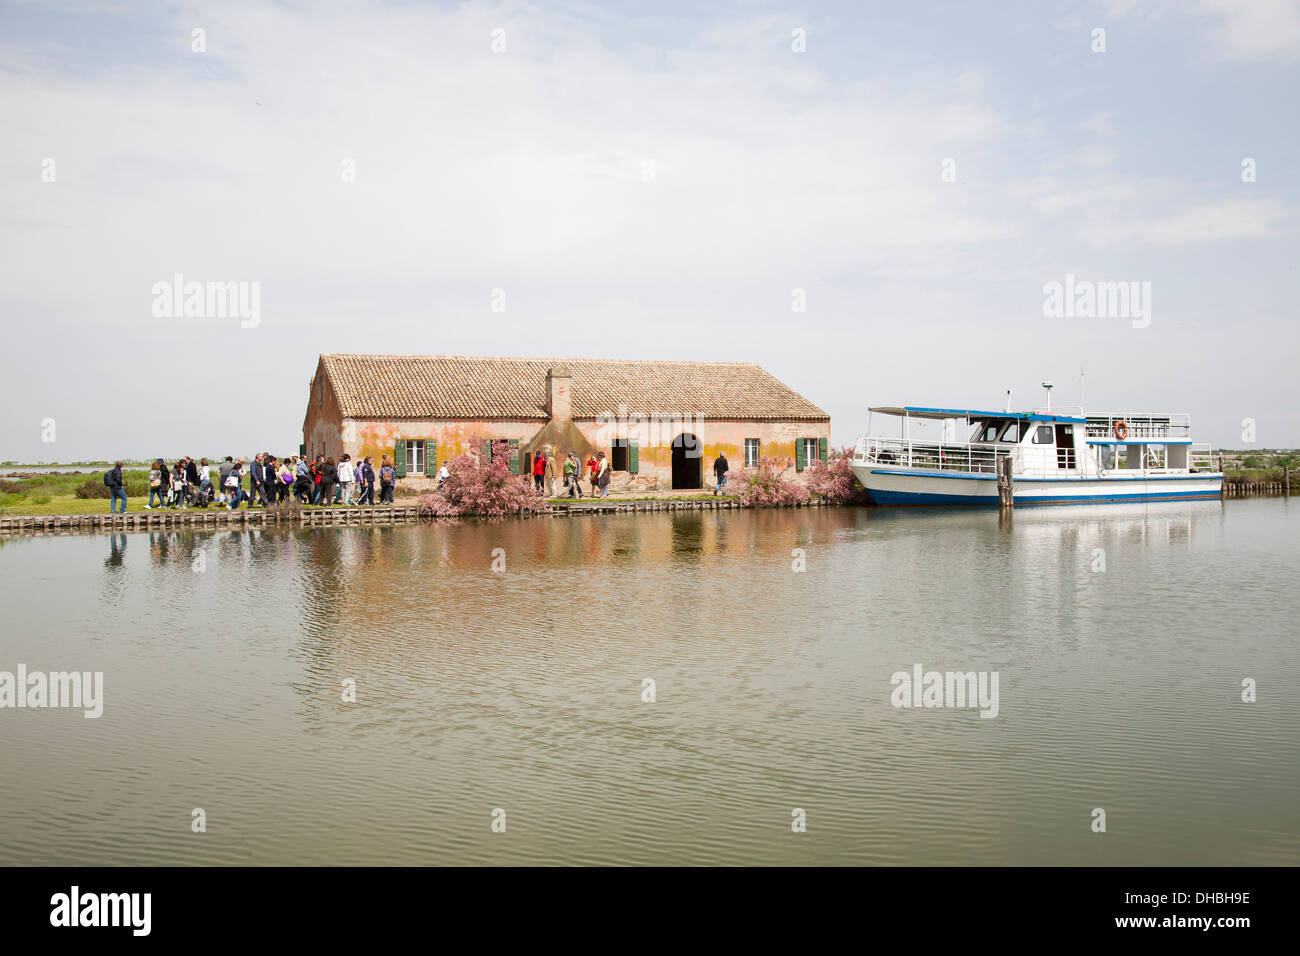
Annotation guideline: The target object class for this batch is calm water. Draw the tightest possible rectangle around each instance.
[1,500,1296,866]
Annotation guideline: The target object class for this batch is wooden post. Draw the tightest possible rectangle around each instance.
[998,456,1014,510]
[1285,466,1290,496]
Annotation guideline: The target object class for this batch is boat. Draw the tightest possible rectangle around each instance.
[850,386,1222,506]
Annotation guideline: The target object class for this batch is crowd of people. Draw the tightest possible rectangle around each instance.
[100,444,705,513]
[102,453,406,512]
[532,450,611,498]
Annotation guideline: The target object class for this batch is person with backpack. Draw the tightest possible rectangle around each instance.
[379,455,396,504]
[225,459,245,509]
[104,462,127,514]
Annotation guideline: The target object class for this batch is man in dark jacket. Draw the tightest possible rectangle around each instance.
[713,452,729,496]
[250,453,265,507]
[105,462,126,513]
[185,457,200,485]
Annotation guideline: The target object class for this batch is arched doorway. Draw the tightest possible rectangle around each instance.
[671,433,702,490]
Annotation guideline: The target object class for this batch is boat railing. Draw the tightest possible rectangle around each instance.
[1190,443,1215,473]
[853,436,1013,475]
[1085,413,1192,442]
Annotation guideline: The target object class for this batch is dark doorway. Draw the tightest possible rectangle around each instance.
[1054,424,1076,469]
[671,433,702,489]
[611,439,629,471]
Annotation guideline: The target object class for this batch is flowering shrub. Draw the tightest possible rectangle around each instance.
[805,446,872,504]
[728,457,811,507]
[417,439,545,517]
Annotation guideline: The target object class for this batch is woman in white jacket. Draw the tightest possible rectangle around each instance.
[337,455,356,505]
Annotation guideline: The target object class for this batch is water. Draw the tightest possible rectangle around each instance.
[1,499,1296,865]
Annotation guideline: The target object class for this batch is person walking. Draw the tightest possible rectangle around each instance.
[293,455,310,503]
[105,461,127,514]
[249,453,263,507]
[544,449,558,498]
[713,450,729,496]
[337,454,354,505]
[171,460,187,508]
[145,460,163,509]
[378,456,396,504]
[532,451,546,492]
[321,457,338,506]
[278,457,293,503]
[587,453,599,497]
[563,451,581,498]
[218,456,235,505]
[596,451,611,498]
[437,462,450,488]
[359,457,376,505]
[225,460,244,509]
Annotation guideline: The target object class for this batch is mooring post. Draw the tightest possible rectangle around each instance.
[998,455,1014,510]
[1285,465,1290,497]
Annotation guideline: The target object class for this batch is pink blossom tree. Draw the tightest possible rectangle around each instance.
[728,456,811,507]
[417,439,545,517]
[805,446,872,505]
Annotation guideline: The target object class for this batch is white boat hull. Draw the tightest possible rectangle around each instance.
[852,464,1224,506]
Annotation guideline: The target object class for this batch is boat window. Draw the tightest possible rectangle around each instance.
[999,421,1027,443]
[1032,425,1054,444]
[970,420,1002,443]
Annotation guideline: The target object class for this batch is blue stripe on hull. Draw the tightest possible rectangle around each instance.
[868,488,1222,507]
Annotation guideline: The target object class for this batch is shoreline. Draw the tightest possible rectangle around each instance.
[0,497,838,536]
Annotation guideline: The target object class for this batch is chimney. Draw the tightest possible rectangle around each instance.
[546,366,572,421]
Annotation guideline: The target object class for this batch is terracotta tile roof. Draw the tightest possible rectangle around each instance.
[318,354,829,422]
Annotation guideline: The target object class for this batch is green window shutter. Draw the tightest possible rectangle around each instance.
[819,436,828,464]
[299,443,306,457]
[395,439,407,477]
[795,437,806,472]
[509,439,520,475]
[425,439,436,476]
[629,439,639,474]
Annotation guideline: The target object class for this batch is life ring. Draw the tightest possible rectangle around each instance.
[1113,420,1128,441]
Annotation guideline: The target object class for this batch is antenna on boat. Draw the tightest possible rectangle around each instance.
[1042,381,1054,413]
[1005,389,1012,413]
[1080,368,1085,415]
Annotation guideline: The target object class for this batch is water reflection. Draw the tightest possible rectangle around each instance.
[0,499,1295,865]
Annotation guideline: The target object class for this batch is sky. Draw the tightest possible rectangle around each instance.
[1,0,1297,461]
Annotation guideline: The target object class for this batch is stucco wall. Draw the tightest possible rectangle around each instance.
[318,417,830,492]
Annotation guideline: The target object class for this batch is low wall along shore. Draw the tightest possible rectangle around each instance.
[0,498,834,536]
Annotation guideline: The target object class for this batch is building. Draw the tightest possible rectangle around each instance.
[302,354,830,491]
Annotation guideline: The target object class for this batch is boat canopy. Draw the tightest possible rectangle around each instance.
[868,405,1086,424]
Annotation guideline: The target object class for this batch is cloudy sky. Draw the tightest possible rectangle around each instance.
[2,0,1297,461]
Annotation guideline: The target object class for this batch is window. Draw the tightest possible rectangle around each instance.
[802,438,819,464]
[744,438,760,468]
[611,439,629,471]
[1032,425,1054,444]
[1000,421,1027,443]
[406,440,424,475]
